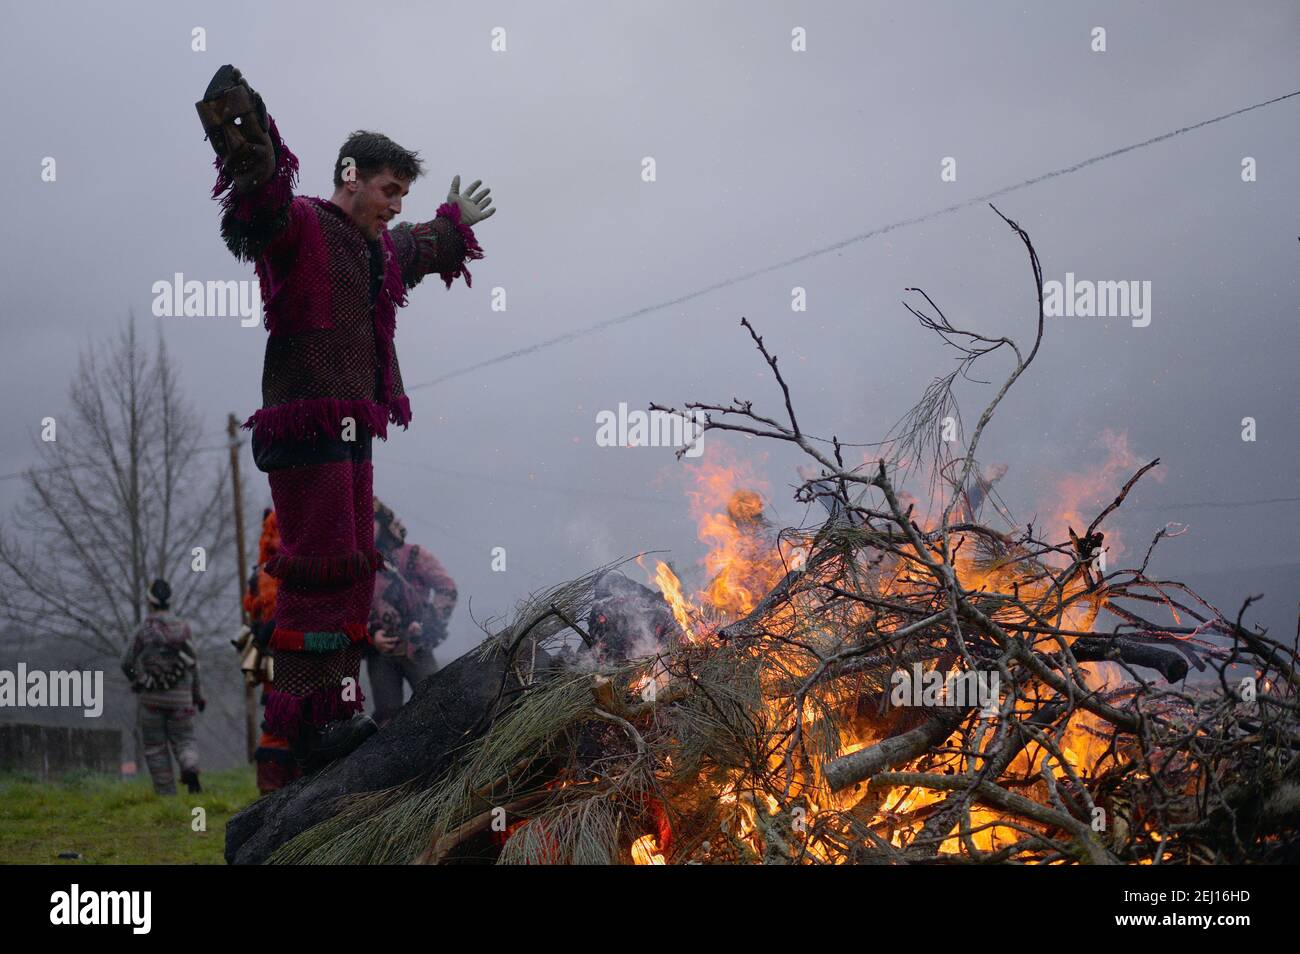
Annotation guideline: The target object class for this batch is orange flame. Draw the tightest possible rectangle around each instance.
[634,438,1145,862]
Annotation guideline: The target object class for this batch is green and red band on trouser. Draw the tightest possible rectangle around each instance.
[257,436,379,741]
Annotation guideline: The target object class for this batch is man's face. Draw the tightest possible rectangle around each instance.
[346,169,410,240]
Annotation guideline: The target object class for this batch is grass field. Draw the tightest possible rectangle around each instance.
[0,766,258,864]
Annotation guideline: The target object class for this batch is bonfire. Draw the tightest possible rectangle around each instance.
[236,207,1299,866]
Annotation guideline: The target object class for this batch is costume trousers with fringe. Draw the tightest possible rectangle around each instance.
[253,428,377,742]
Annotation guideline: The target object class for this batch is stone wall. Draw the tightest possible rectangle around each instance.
[0,723,121,779]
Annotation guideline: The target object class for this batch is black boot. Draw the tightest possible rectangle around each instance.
[296,714,378,774]
[180,769,202,794]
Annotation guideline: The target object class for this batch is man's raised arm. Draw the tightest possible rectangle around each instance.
[196,65,300,262]
[389,176,494,291]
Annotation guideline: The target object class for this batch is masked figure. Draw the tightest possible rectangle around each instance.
[197,65,495,771]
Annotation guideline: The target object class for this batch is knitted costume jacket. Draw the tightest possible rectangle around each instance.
[209,115,485,446]
[370,541,458,653]
[121,611,201,712]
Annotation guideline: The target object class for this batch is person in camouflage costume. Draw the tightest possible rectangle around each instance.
[121,578,204,795]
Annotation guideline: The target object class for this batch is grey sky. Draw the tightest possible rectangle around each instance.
[1,1,1296,658]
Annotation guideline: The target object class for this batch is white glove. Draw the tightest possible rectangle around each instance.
[446,175,496,226]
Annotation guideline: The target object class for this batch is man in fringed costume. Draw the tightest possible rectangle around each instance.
[196,65,495,771]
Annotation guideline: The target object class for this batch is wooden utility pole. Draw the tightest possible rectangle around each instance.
[228,413,258,761]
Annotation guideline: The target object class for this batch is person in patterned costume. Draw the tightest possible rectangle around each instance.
[196,65,496,771]
[368,498,458,726]
[122,579,205,795]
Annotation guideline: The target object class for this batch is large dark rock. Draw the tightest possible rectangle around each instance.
[225,644,530,864]
[224,572,678,864]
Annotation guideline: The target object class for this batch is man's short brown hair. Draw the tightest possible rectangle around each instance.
[334,131,425,188]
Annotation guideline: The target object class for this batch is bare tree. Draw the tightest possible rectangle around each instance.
[0,317,239,666]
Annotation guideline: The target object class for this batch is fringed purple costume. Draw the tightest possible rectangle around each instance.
[209,116,483,747]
